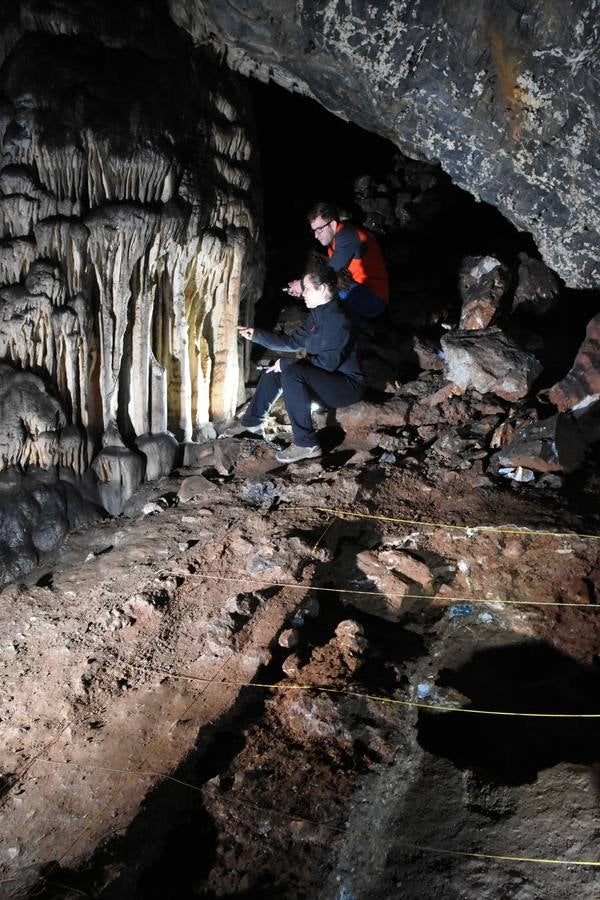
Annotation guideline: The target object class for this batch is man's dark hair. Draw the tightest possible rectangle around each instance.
[306,201,339,224]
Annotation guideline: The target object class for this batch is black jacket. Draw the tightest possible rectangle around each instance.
[252,301,363,381]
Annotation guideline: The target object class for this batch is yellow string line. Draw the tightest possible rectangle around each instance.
[395,840,600,867]
[20,660,232,900]
[41,764,600,868]
[192,571,598,609]
[44,758,204,793]
[310,516,336,555]
[5,518,342,897]
[281,505,600,541]
[131,665,600,719]
[8,760,599,872]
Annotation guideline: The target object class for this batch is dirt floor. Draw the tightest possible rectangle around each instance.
[2,430,600,899]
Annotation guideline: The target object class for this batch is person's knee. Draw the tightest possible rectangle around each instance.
[281,361,309,386]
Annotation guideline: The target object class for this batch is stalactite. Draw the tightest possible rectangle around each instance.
[0,5,263,514]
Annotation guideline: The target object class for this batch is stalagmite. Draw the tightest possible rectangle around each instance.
[0,0,262,581]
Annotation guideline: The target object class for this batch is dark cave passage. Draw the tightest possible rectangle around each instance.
[249,77,539,329]
[248,77,600,394]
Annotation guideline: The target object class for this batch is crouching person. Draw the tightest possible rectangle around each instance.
[237,265,365,464]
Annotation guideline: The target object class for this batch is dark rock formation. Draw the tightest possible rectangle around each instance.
[170,0,600,288]
[544,313,600,412]
[512,253,561,316]
[489,412,587,473]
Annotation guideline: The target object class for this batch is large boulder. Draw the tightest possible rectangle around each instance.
[441,327,543,400]
[458,256,510,331]
[544,313,600,412]
[512,253,561,317]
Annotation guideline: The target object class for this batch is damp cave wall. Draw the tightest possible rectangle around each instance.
[0,0,264,520]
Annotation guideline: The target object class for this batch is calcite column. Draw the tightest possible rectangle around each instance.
[0,0,263,512]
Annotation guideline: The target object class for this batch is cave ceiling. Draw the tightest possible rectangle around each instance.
[169,0,600,289]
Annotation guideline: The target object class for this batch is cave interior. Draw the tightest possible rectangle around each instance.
[2,3,600,898]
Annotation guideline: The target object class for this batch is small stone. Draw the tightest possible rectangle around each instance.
[278,628,299,649]
[141,502,164,516]
[282,654,301,676]
[178,474,216,502]
[335,619,364,642]
[378,549,433,587]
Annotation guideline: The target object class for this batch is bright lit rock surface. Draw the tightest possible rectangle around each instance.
[0,0,262,515]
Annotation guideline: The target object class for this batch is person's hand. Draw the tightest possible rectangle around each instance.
[287,279,302,297]
[237,326,254,340]
[266,359,281,373]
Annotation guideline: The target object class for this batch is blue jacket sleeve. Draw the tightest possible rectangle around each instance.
[251,321,311,354]
[252,306,351,372]
[328,224,364,271]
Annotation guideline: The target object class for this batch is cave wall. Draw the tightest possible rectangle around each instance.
[169,0,600,289]
[0,0,262,500]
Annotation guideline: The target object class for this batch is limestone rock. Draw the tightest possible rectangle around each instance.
[570,398,600,446]
[0,474,100,585]
[489,413,587,474]
[278,628,299,650]
[512,253,561,316]
[135,432,179,482]
[170,0,600,288]
[352,550,410,621]
[324,398,410,432]
[377,550,433,589]
[0,0,263,518]
[441,327,543,400]
[0,365,66,471]
[397,333,444,371]
[91,446,144,516]
[544,313,600,413]
[458,256,509,331]
[177,473,217,502]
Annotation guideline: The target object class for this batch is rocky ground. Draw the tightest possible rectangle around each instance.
[2,406,600,899]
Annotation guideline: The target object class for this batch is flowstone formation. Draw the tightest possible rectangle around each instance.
[170,0,600,288]
[0,0,262,547]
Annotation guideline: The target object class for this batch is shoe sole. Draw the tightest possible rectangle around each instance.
[276,450,321,464]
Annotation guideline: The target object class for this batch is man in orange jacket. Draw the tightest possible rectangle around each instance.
[288,201,389,318]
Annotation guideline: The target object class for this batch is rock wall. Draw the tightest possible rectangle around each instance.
[169,0,600,289]
[0,0,262,512]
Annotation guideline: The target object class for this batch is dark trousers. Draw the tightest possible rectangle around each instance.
[242,361,365,447]
[339,283,386,319]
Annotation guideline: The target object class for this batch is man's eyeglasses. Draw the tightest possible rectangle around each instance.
[311,220,333,235]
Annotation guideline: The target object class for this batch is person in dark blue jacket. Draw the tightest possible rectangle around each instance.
[236,265,365,464]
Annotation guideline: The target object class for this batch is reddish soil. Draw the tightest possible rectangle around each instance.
[1,432,600,899]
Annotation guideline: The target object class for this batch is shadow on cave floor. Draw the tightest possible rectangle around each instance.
[31,517,430,899]
[418,640,600,787]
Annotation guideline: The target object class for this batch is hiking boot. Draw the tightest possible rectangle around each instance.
[275,443,321,464]
[220,421,264,438]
